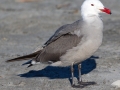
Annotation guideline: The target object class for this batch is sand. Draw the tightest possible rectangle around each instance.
[0,0,120,90]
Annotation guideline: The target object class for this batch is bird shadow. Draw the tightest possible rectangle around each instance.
[18,56,98,80]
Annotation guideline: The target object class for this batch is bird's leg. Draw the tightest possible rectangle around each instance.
[78,64,82,83]
[71,63,75,86]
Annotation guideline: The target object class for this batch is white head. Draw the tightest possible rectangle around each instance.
[81,0,111,18]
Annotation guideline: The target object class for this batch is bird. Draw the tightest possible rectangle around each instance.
[6,0,111,87]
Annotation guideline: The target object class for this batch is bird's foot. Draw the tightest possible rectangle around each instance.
[72,81,96,88]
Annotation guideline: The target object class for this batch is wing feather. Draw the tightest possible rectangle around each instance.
[36,34,82,63]
[44,20,81,46]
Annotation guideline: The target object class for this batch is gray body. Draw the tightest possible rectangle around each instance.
[35,16,103,66]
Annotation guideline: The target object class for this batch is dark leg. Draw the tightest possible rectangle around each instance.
[78,64,82,83]
[77,64,96,88]
[71,63,74,86]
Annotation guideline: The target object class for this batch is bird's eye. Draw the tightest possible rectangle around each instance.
[91,4,94,6]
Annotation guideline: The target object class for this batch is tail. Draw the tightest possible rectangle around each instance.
[6,50,41,62]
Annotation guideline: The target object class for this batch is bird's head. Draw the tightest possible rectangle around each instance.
[81,0,111,17]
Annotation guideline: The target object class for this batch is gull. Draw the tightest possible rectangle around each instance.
[6,0,111,87]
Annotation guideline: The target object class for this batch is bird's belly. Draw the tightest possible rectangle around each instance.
[60,39,102,66]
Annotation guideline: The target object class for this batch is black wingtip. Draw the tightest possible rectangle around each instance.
[6,60,13,62]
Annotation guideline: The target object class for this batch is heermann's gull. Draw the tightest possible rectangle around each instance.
[6,0,111,87]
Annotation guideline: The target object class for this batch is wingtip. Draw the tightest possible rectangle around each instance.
[5,59,18,62]
[6,60,12,63]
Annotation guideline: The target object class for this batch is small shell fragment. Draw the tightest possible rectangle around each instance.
[111,80,120,88]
